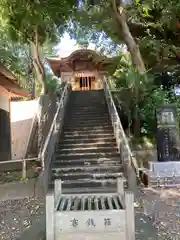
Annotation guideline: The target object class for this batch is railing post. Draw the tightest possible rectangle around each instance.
[120,143,124,164]
[22,159,26,179]
[117,178,124,195]
[149,161,153,171]
[46,191,55,240]
[125,191,135,240]
[41,154,45,171]
[54,179,62,207]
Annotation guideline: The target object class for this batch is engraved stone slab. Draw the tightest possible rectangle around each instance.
[55,210,125,234]
[156,104,180,162]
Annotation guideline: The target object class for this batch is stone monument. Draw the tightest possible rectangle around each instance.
[156,104,180,162]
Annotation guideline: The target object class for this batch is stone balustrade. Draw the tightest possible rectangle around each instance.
[46,178,135,240]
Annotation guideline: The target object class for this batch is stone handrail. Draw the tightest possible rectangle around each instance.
[103,76,139,176]
[0,157,38,179]
[38,82,71,194]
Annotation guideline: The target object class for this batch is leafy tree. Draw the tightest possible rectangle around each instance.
[0,0,78,152]
[68,0,180,73]
[68,0,147,72]
[1,0,76,93]
[115,65,154,137]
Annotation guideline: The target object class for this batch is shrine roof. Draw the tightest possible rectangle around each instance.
[0,63,30,98]
[46,49,113,64]
[46,49,116,76]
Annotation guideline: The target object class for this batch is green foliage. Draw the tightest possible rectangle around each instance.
[113,52,180,138]
[0,0,78,94]
[140,88,170,135]
[67,0,180,71]
[1,0,76,45]
[44,73,59,93]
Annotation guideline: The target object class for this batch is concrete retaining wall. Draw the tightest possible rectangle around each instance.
[11,100,38,159]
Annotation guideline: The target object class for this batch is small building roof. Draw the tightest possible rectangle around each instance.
[46,49,115,76]
[0,63,30,98]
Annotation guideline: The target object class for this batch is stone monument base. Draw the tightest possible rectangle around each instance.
[139,161,180,188]
[46,178,135,240]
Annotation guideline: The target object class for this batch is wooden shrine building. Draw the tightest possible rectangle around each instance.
[0,63,29,161]
[46,49,115,91]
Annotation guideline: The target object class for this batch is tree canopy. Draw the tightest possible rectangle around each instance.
[1,0,180,140]
[67,0,180,72]
[0,0,77,93]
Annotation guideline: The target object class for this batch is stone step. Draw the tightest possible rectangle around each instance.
[56,146,118,154]
[65,125,111,130]
[68,112,109,117]
[52,178,120,190]
[70,110,108,115]
[58,142,116,149]
[63,133,114,139]
[65,118,111,124]
[56,152,120,160]
[52,164,122,173]
[53,158,121,167]
[68,103,106,107]
[63,131,114,137]
[64,126,113,132]
[52,171,123,181]
[69,102,105,105]
[65,116,109,125]
[69,95,104,99]
[61,137,115,144]
[49,180,127,194]
[65,120,112,129]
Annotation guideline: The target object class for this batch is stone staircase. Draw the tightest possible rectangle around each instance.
[51,90,124,193]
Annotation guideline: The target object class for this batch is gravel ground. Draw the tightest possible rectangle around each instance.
[135,187,180,239]
[1,185,180,240]
[0,197,45,240]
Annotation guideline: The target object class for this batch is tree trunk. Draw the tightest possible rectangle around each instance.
[30,27,49,154]
[112,0,146,72]
[133,86,141,137]
[31,26,48,94]
[120,16,146,72]
[133,107,141,138]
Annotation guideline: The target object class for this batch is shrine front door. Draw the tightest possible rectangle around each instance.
[79,77,93,91]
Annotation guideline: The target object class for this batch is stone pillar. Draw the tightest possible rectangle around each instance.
[0,92,11,161]
[125,191,135,240]
[46,191,55,240]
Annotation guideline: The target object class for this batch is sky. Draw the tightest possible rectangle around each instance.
[54,32,96,57]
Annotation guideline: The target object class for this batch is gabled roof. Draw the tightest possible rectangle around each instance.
[0,63,30,98]
[46,49,115,75]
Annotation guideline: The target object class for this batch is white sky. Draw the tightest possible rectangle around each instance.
[55,33,96,57]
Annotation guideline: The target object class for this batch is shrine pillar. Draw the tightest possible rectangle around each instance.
[94,71,104,90]
[0,86,11,161]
